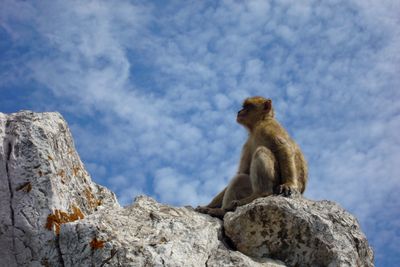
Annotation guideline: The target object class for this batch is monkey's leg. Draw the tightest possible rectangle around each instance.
[200,207,227,219]
[206,187,227,208]
[198,174,252,217]
[236,147,277,206]
[195,187,226,214]
[221,173,252,211]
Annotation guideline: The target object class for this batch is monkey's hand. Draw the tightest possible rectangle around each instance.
[224,200,239,212]
[277,183,293,197]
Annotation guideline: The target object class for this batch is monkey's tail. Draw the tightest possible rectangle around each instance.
[295,148,308,194]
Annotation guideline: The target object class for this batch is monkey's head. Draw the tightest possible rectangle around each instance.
[237,96,274,129]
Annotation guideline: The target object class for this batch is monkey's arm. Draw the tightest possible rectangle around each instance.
[274,136,298,195]
[238,141,251,174]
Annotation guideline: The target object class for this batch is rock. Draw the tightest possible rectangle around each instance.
[0,111,285,267]
[59,195,284,267]
[0,111,118,266]
[224,195,374,267]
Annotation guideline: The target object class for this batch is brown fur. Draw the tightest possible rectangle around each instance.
[196,97,308,218]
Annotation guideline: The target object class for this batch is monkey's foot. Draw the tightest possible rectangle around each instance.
[195,206,210,214]
[195,206,226,219]
[277,184,301,197]
[206,208,226,219]
[277,184,292,197]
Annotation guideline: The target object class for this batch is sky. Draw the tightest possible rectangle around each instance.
[1,0,399,265]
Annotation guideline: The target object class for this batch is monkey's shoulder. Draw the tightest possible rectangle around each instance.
[251,121,292,149]
[254,120,289,137]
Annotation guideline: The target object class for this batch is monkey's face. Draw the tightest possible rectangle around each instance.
[237,103,255,122]
[237,103,262,126]
[237,97,273,128]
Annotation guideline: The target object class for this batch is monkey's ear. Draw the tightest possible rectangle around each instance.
[264,99,272,111]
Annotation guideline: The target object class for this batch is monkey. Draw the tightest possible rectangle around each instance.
[196,96,307,218]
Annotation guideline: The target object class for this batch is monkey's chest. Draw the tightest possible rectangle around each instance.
[249,138,275,155]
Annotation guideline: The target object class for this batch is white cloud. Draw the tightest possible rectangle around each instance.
[85,162,107,179]
[214,93,231,110]
[153,167,205,206]
[118,185,145,206]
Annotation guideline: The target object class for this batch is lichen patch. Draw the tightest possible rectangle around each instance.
[90,238,105,250]
[45,205,84,235]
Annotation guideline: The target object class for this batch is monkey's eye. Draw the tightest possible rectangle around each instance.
[243,104,255,110]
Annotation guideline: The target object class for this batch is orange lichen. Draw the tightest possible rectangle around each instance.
[45,205,84,235]
[73,166,81,177]
[90,238,105,250]
[57,169,66,184]
[84,188,102,209]
[57,169,66,178]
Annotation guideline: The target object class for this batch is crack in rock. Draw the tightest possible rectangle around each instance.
[56,235,66,267]
[5,128,17,265]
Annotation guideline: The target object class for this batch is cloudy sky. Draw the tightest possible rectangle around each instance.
[1,0,399,265]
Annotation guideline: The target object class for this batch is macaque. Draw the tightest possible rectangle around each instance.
[196,97,307,218]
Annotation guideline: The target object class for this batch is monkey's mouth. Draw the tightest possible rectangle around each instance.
[237,111,247,119]
[236,114,246,122]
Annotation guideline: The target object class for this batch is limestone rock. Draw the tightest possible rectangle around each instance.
[59,195,285,267]
[0,111,285,267]
[0,111,119,266]
[224,195,374,267]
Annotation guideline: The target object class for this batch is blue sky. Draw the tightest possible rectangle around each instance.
[1,0,399,265]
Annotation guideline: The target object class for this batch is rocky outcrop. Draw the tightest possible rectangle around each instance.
[59,195,284,267]
[224,195,374,267]
[0,111,118,266]
[0,111,284,267]
[0,111,374,267]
